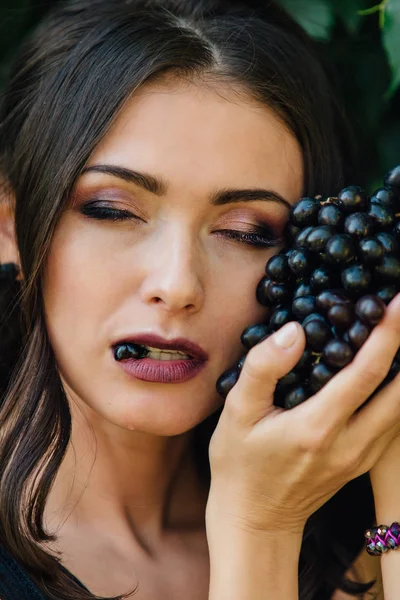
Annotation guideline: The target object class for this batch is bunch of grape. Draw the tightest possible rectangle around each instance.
[216,165,400,409]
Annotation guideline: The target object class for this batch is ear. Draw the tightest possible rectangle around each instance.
[0,184,21,278]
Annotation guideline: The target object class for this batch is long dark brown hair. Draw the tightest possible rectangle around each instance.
[0,1,376,598]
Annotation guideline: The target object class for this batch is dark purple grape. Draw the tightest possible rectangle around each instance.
[269,306,292,331]
[371,186,400,210]
[375,360,400,395]
[292,295,317,319]
[358,238,384,265]
[310,266,337,292]
[284,385,311,409]
[355,295,386,326]
[318,203,344,228]
[0,263,19,280]
[327,303,354,329]
[374,255,400,284]
[309,362,336,392]
[393,220,400,242]
[337,186,368,213]
[346,320,371,350]
[377,285,398,305]
[323,339,354,369]
[341,264,372,295]
[288,248,314,277]
[368,202,395,231]
[290,197,321,227]
[241,323,270,349]
[216,366,240,399]
[295,348,313,371]
[265,254,292,282]
[286,222,301,241]
[325,234,356,265]
[344,212,374,239]
[266,282,291,304]
[294,226,314,248]
[374,232,398,254]
[316,289,351,313]
[387,359,400,383]
[384,165,400,190]
[276,370,302,392]
[305,226,335,252]
[237,355,247,370]
[293,281,313,298]
[256,276,272,306]
[303,318,332,351]
[302,312,328,327]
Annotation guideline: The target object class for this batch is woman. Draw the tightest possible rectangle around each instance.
[0,0,398,598]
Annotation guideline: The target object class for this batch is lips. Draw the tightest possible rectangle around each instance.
[111,333,209,362]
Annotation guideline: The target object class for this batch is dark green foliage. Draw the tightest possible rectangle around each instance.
[0,0,399,192]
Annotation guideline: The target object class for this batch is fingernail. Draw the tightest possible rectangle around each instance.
[274,322,299,348]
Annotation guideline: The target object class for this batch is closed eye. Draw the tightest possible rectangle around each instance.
[215,229,283,248]
[79,203,142,221]
[79,203,282,248]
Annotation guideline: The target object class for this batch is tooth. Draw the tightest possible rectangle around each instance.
[145,345,189,357]
[146,351,191,360]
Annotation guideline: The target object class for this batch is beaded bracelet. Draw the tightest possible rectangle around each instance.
[364,522,400,555]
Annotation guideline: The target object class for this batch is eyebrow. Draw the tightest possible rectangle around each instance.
[82,164,291,209]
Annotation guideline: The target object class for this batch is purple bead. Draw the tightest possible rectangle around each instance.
[386,537,397,549]
[366,542,379,556]
[376,540,388,553]
[390,522,400,537]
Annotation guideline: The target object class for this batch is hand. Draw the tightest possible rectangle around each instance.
[206,294,400,537]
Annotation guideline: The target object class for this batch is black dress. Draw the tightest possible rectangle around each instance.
[0,543,89,599]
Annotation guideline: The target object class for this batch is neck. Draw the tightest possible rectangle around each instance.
[44,395,209,553]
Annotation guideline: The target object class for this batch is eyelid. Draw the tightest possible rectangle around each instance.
[76,193,147,216]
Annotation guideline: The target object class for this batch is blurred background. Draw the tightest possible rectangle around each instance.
[0,0,398,193]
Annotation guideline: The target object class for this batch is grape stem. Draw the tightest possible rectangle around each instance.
[320,197,338,205]
[311,352,322,364]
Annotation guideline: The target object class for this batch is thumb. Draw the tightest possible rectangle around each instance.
[227,321,306,426]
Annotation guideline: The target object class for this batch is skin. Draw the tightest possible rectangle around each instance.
[36,77,303,597]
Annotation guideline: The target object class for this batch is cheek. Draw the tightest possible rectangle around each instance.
[41,221,116,362]
[209,254,271,362]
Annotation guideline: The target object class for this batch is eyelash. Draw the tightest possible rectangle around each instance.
[80,203,282,248]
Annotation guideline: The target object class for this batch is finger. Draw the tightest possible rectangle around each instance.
[226,321,305,427]
[302,293,400,429]
[347,371,400,452]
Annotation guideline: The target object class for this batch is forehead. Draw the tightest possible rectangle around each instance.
[88,78,304,202]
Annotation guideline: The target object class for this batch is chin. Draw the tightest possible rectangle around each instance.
[68,382,222,437]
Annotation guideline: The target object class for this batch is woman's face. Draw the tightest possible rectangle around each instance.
[42,79,303,436]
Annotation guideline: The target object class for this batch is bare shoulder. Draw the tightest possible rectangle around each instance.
[332,548,383,600]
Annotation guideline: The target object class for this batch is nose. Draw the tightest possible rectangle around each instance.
[140,227,205,316]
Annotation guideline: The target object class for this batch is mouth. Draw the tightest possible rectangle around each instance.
[111,333,208,362]
[111,334,208,384]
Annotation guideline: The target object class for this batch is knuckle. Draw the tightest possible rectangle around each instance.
[296,426,333,454]
[244,345,273,380]
[354,360,387,389]
[332,449,361,478]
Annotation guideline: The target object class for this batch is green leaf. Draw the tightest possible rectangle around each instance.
[334,0,372,32]
[277,0,334,40]
[382,0,400,96]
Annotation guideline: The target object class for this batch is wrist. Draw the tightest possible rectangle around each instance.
[370,437,400,521]
[206,488,307,537]
[207,525,303,600]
